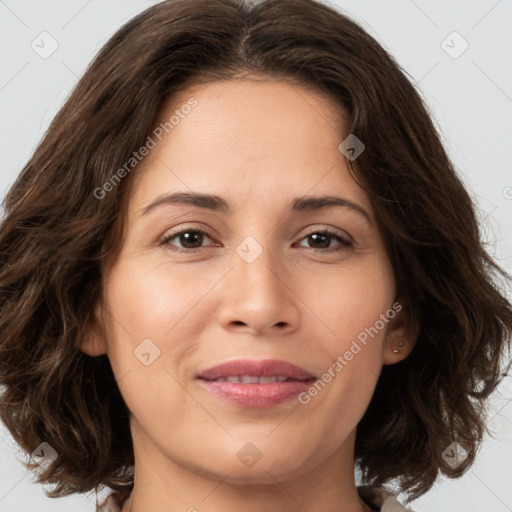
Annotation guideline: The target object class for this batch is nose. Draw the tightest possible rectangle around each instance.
[216,239,301,336]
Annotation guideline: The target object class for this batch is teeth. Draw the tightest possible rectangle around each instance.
[260,376,289,383]
[213,375,290,383]
[259,376,279,383]
[240,375,259,383]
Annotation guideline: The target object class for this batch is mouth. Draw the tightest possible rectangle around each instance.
[197,359,316,408]
[197,358,316,381]
[203,375,302,383]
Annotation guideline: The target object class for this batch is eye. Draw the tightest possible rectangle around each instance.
[159,226,352,253]
[159,227,216,253]
[295,228,352,252]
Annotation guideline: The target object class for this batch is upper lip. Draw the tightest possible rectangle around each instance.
[198,359,316,381]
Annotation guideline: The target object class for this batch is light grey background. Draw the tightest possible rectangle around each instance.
[1,0,511,510]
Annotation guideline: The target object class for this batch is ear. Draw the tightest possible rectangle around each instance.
[382,301,419,365]
[79,300,109,356]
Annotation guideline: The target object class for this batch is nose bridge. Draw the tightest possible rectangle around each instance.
[233,233,284,299]
[228,196,283,281]
[216,231,300,334]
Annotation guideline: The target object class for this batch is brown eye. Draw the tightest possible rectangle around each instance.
[159,227,352,254]
[160,229,215,252]
[296,229,352,252]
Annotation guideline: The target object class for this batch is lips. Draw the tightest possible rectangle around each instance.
[197,359,316,408]
[211,375,289,383]
[197,359,316,381]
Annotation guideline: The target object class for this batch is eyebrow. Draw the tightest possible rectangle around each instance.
[140,191,372,224]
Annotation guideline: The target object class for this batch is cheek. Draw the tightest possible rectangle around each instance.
[303,257,394,416]
[103,259,224,361]
[309,257,395,353]
[100,259,231,428]
[100,260,204,431]
[105,264,201,334]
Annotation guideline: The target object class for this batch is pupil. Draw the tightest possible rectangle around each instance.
[177,232,333,250]
[181,231,202,248]
[310,233,330,248]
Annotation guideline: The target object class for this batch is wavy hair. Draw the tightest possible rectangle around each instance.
[1,0,511,504]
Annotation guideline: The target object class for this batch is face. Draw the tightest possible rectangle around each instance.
[83,77,415,486]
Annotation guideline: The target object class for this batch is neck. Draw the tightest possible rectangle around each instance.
[122,425,371,512]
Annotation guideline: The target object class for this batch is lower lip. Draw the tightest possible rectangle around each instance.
[198,379,314,408]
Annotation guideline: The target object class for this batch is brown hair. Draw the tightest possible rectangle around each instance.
[0,0,511,504]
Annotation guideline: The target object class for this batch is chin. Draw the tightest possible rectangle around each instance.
[205,450,309,485]
[215,464,303,486]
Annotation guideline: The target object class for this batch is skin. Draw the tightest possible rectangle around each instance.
[82,76,417,512]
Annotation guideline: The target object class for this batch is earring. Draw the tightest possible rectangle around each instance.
[393,340,405,354]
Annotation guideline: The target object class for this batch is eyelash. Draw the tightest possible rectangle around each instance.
[158,226,353,254]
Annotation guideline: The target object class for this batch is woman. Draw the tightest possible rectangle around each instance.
[1,1,511,511]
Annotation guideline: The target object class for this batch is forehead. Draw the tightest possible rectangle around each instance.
[130,78,370,216]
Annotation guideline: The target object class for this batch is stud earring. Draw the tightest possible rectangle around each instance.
[393,340,405,354]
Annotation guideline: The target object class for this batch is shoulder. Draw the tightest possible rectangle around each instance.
[96,487,131,512]
[357,485,417,512]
